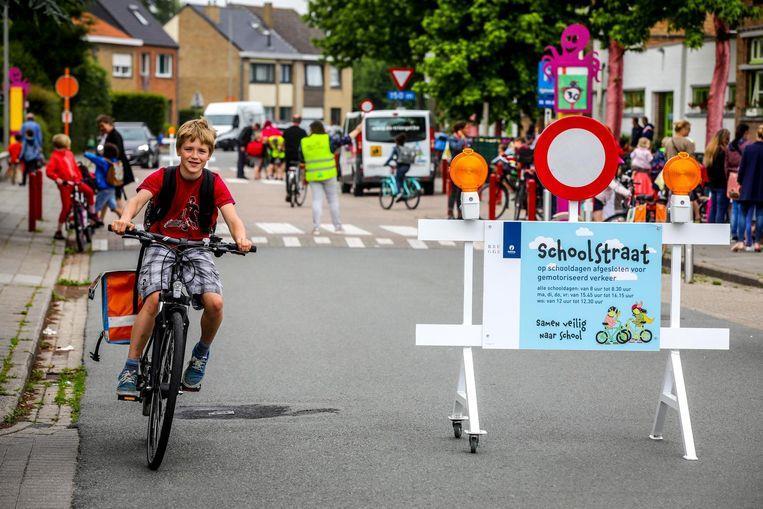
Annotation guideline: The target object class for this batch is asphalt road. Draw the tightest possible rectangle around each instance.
[75,248,762,508]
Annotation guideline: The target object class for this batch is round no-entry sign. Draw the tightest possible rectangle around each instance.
[359,99,374,113]
[533,116,619,201]
[55,74,79,99]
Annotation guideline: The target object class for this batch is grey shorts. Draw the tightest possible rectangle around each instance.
[138,245,222,310]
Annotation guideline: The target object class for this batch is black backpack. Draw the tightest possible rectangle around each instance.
[143,166,216,234]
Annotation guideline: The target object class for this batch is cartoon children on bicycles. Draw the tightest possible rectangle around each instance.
[595,302,653,345]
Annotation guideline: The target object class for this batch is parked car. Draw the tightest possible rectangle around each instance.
[113,122,159,168]
[204,101,266,151]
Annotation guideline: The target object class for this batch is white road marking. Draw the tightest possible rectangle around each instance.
[224,178,250,184]
[314,237,331,245]
[256,222,304,235]
[375,238,393,245]
[92,239,108,251]
[283,236,301,247]
[438,240,456,247]
[250,236,268,244]
[407,239,428,250]
[345,237,365,248]
[124,238,140,248]
[380,225,418,237]
[259,179,283,185]
[322,224,371,236]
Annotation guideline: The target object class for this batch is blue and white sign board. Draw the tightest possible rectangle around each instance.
[537,61,555,108]
[483,221,662,350]
[387,90,416,101]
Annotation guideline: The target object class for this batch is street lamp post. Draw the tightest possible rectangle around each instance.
[3,2,9,147]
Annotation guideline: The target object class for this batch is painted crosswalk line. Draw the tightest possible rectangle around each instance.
[92,239,108,251]
[375,238,393,245]
[438,240,456,247]
[380,225,418,237]
[259,179,283,185]
[283,236,301,247]
[250,236,268,244]
[224,178,250,184]
[314,237,331,245]
[345,237,365,248]
[256,222,304,235]
[407,239,428,249]
[321,224,371,236]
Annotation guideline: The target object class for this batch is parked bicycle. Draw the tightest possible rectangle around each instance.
[108,227,255,470]
[285,161,307,208]
[379,174,421,210]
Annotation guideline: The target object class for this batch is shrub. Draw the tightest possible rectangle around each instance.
[71,55,111,152]
[110,92,167,136]
[26,85,61,153]
[178,107,203,126]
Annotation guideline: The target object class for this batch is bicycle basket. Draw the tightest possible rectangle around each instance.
[88,270,143,345]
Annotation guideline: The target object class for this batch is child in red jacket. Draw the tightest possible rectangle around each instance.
[46,134,95,240]
[7,133,22,184]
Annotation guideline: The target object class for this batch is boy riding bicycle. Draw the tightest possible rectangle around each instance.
[111,119,252,398]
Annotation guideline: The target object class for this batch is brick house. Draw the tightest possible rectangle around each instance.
[165,2,352,125]
[735,18,763,135]
[83,0,179,124]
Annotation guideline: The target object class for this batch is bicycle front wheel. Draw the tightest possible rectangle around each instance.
[379,179,395,209]
[73,205,87,253]
[404,181,420,210]
[147,310,186,470]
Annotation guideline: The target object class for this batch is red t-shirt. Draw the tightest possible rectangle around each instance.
[138,168,235,240]
[8,141,21,163]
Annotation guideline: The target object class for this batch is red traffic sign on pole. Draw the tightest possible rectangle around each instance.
[359,99,374,113]
[389,67,414,90]
[533,116,618,201]
[55,69,79,98]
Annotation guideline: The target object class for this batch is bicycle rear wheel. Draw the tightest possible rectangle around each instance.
[73,205,87,253]
[295,177,307,207]
[379,179,395,209]
[146,310,186,470]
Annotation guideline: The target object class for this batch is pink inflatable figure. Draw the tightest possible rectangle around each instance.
[541,24,601,115]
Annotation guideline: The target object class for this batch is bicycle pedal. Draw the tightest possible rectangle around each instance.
[181,384,200,393]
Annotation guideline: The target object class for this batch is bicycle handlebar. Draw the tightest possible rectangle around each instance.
[108,225,256,254]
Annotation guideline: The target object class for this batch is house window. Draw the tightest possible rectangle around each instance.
[305,64,323,87]
[623,89,644,114]
[330,108,341,126]
[112,53,132,78]
[279,106,292,121]
[690,86,710,111]
[750,38,763,64]
[727,84,736,110]
[140,53,150,76]
[748,70,763,107]
[264,106,275,120]
[329,66,341,88]
[251,63,275,84]
[129,4,149,26]
[280,64,292,84]
[156,54,173,78]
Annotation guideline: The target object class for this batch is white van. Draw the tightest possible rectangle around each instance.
[339,109,434,195]
[203,101,265,150]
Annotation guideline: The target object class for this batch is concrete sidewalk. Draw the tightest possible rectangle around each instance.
[684,244,762,287]
[0,177,64,422]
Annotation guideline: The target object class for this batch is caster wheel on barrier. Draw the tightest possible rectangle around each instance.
[469,435,479,453]
[452,421,462,439]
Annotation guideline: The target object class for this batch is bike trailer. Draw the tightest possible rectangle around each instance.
[87,269,143,361]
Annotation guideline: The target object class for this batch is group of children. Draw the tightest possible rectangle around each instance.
[244,120,286,180]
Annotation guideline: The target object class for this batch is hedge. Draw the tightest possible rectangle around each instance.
[110,92,167,136]
[178,107,203,126]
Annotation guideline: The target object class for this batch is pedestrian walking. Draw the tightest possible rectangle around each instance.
[301,121,343,235]
[7,133,22,184]
[641,116,655,142]
[630,117,643,147]
[45,134,96,240]
[20,113,42,147]
[97,115,134,206]
[447,121,469,219]
[84,142,124,222]
[20,127,43,186]
[236,121,259,180]
[735,125,763,252]
[283,115,307,201]
[704,128,731,224]
[726,123,749,247]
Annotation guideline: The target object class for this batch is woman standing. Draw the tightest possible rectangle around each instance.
[704,128,730,223]
[726,124,749,247]
[736,125,763,252]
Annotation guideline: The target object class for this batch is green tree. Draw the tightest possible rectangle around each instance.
[352,58,395,109]
[141,0,180,25]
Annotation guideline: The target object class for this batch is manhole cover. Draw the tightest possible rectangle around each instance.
[175,404,339,420]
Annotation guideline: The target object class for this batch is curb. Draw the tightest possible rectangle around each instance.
[663,254,763,288]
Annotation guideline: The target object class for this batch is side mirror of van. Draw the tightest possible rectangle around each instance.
[232,116,240,128]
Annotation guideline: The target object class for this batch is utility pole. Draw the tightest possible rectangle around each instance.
[3,2,9,147]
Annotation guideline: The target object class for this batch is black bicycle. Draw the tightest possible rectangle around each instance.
[64,180,93,252]
[111,227,255,470]
[286,161,307,208]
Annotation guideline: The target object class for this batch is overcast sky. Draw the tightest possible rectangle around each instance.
[183,0,308,15]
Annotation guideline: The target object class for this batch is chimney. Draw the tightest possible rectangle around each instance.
[262,2,273,28]
[205,4,220,23]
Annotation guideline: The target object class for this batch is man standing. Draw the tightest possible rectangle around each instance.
[20,113,42,147]
[641,116,655,142]
[283,114,307,201]
[300,121,344,235]
[236,121,258,180]
[97,115,134,206]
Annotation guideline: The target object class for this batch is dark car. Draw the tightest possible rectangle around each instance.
[113,122,159,168]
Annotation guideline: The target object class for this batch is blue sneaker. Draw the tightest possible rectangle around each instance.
[116,369,139,400]
[182,354,208,391]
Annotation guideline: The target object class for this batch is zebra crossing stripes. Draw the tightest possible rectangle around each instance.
[92,239,108,251]
[438,240,456,247]
[256,222,304,234]
[375,238,393,245]
[322,224,371,236]
[407,239,428,250]
[314,237,331,245]
[380,225,417,237]
[345,237,365,248]
[250,236,268,244]
[283,236,301,247]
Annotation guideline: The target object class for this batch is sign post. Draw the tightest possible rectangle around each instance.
[55,68,79,137]
[388,67,414,91]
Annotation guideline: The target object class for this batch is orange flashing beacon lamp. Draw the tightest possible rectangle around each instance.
[663,152,701,223]
[450,148,488,219]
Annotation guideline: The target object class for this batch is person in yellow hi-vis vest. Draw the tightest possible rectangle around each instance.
[301,121,344,235]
